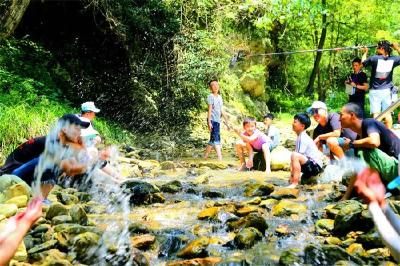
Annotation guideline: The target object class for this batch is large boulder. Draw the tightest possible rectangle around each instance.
[177,237,209,259]
[0,175,31,203]
[270,146,291,171]
[332,200,363,235]
[234,227,262,249]
[304,244,364,265]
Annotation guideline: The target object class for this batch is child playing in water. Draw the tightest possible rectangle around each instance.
[289,113,323,187]
[234,117,271,173]
[204,80,229,161]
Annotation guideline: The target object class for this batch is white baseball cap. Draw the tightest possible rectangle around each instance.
[81,101,100,113]
[307,101,327,114]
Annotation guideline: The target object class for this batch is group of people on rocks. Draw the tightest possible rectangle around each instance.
[204,41,400,260]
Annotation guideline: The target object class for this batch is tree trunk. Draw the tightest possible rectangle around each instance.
[306,0,327,97]
[0,0,31,37]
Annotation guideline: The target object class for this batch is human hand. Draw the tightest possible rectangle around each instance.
[24,196,43,224]
[342,137,351,151]
[246,159,253,169]
[208,121,213,132]
[392,42,399,50]
[350,82,356,87]
[314,136,320,145]
[354,168,386,207]
[361,46,369,53]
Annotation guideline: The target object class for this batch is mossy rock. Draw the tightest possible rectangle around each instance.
[270,188,299,199]
[27,240,57,254]
[235,205,259,217]
[198,162,227,170]
[177,237,209,259]
[57,192,79,205]
[160,180,182,194]
[198,207,220,220]
[304,244,364,265]
[244,183,274,197]
[160,161,176,170]
[332,200,363,236]
[356,229,384,249]
[69,204,88,225]
[202,190,224,198]
[226,212,268,234]
[0,203,18,217]
[0,175,31,202]
[271,200,307,217]
[315,219,335,236]
[12,241,27,262]
[71,232,100,263]
[279,248,302,266]
[234,227,262,249]
[5,195,28,208]
[46,203,69,220]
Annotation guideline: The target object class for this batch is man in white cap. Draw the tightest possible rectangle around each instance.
[79,101,101,145]
[308,101,357,160]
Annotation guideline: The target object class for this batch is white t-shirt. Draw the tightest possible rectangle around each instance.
[207,94,223,123]
[295,131,323,167]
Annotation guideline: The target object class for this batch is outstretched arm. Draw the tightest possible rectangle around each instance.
[0,197,42,265]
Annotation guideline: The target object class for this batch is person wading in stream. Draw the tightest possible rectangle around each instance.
[361,40,400,128]
[204,79,229,161]
[339,103,400,200]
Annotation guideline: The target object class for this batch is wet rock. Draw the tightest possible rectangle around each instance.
[152,192,166,203]
[42,226,55,242]
[235,206,259,217]
[29,249,71,265]
[12,241,27,262]
[332,200,363,236]
[121,180,161,205]
[160,161,176,170]
[388,200,400,215]
[30,224,51,237]
[346,243,365,257]
[23,235,35,251]
[158,233,185,258]
[0,175,31,201]
[356,229,384,249]
[0,203,18,217]
[83,201,107,214]
[270,147,291,171]
[27,240,57,254]
[57,192,79,205]
[193,174,211,185]
[234,227,262,249]
[202,190,224,199]
[131,234,155,249]
[5,195,28,208]
[53,232,71,249]
[53,223,102,235]
[160,180,183,194]
[279,248,302,265]
[71,232,100,263]
[216,211,237,224]
[187,166,210,176]
[128,222,151,235]
[303,244,363,265]
[315,219,334,236]
[198,161,227,170]
[226,213,268,234]
[259,199,278,210]
[167,257,222,266]
[269,188,299,199]
[46,203,69,220]
[359,209,374,232]
[177,237,210,259]
[243,197,262,205]
[75,192,92,202]
[244,183,274,197]
[325,236,342,245]
[198,207,220,220]
[341,238,357,248]
[333,261,360,266]
[69,204,88,225]
[284,139,296,150]
[275,224,290,236]
[131,247,150,266]
[271,200,307,217]
[365,248,391,260]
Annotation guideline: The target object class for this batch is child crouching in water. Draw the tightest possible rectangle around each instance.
[289,113,323,187]
[234,117,272,174]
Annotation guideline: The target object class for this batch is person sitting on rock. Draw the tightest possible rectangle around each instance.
[308,101,357,160]
[339,102,400,200]
[234,117,271,173]
[263,113,280,151]
[0,114,91,201]
[78,101,102,144]
[289,113,324,187]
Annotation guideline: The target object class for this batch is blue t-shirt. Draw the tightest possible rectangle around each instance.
[363,55,400,90]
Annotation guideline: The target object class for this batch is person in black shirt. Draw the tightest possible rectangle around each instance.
[340,103,400,199]
[345,58,369,116]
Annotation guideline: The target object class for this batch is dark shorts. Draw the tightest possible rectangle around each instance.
[301,158,323,179]
[11,157,57,185]
[208,120,221,145]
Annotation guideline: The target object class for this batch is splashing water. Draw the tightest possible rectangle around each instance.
[32,119,135,265]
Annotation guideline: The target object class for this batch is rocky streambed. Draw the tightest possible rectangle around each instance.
[1,151,400,265]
